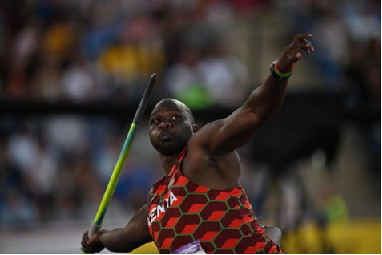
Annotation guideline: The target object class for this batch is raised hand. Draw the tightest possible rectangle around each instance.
[277,34,314,73]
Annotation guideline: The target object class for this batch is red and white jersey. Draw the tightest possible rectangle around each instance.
[147,148,282,254]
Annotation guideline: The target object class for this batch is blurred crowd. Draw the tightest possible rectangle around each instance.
[280,0,380,230]
[290,0,381,179]
[281,0,380,108]
[0,0,271,107]
[0,116,164,227]
[0,0,380,230]
[0,0,268,228]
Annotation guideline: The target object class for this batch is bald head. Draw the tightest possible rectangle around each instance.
[151,98,195,124]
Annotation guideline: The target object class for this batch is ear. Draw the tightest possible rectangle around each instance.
[192,124,199,133]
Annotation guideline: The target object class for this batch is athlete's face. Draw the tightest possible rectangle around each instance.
[149,101,194,156]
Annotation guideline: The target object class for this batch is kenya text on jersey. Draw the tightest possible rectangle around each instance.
[148,191,177,226]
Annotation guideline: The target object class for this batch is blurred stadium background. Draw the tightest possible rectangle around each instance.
[0,0,380,253]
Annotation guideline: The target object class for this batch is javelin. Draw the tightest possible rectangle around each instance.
[88,73,156,238]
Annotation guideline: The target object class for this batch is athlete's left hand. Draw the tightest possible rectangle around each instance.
[277,34,314,73]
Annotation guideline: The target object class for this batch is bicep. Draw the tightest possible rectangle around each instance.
[191,73,288,153]
[192,107,259,153]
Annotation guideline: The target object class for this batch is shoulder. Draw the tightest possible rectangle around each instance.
[188,120,225,150]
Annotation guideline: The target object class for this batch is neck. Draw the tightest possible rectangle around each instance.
[160,153,181,174]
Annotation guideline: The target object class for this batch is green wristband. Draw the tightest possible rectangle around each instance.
[270,61,292,81]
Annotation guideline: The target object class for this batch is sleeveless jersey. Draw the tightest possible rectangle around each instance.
[147,148,282,254]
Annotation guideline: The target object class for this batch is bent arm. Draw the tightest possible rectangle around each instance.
[193,74,288,153]
[191,34,314,153]
[99,205,152,253]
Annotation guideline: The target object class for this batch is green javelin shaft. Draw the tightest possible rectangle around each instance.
[88,74,156,238]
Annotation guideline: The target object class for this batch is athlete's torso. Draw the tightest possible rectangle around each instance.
[147,148,281,254]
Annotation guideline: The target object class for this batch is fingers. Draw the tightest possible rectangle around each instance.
[295,51,302,60]
[294,41,314,56]
[293,33,313,41]
[292,34,314,52]
[82,231,89,246]
[295,37,314,50]
[291,35,314,60]
[81,231,96,254]
[81,231,105,254]
[82,232,99,246]
[82,231,89,253]
[301,39,314,53]
[89,233,100,243]
[277,33,314,72]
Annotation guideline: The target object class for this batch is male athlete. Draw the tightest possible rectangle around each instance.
[82,34,314,254]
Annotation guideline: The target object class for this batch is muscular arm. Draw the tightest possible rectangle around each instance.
[195,75,288,153]
[191,34,314,153]
[99,205,152,253]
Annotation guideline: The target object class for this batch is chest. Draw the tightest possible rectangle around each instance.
[147,174,187,226]
[182,149,242,189]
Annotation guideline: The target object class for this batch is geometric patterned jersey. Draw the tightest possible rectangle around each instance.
[147,148,282,254]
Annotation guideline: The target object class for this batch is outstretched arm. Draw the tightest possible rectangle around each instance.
[191,34,314,153]
[82,205,152,253]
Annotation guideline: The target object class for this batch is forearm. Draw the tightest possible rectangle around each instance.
[193,34,313,152]
[99,205,152,253]
[243,74,289,121]
[99,228,138,253]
